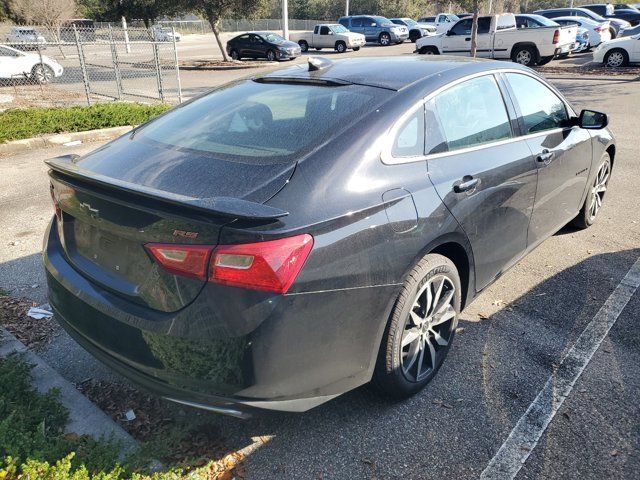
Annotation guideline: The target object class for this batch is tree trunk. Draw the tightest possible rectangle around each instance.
[208,17,228,62]
[470,12,479,58]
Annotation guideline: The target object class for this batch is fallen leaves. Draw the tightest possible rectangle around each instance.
[0,294,57,350]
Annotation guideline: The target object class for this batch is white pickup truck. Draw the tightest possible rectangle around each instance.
[290,24,366,53]
[415,13,577,66]
[417,13,462,34]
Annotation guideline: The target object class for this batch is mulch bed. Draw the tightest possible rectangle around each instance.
[0,294,57,350]
[179,59,274,70]
[535,64,640,77]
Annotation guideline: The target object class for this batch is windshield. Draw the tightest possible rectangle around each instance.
[448,15,460,22]
[534,15,560,27]
[403,18,418,26]
[263,33,286,43]
[373,16,393,25]
[136,80,390,165]
[330,24,348,33]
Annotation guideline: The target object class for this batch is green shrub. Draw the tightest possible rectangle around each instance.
[0,103,171,143]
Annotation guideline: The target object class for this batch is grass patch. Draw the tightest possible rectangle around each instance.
[0,354,245,479]
[0,103,171,144]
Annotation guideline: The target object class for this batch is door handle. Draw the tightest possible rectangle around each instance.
[536,149,555,165]
[453,176,479,193]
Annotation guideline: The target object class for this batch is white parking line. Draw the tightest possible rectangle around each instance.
[480,257,640,480]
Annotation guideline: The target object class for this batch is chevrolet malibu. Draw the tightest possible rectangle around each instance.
[44,57,614,418]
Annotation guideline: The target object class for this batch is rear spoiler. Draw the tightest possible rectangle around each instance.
[45,155,289,220]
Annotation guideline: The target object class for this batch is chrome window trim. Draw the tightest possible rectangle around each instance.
[381,68,576,165]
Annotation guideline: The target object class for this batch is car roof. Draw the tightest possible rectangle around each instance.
[260,56,530,92]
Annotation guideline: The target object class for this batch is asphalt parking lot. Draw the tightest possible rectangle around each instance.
[1,63,639,478]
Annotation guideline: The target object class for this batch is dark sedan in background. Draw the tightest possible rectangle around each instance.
[44,57,614,418]
[226,31,301,61]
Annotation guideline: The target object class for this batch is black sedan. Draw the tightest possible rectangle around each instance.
[226,31,301,61]
[44,57,614,417]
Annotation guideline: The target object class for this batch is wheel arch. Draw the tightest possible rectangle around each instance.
[510,42,539,61]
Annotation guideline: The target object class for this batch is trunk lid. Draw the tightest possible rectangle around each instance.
[48,135,294,313]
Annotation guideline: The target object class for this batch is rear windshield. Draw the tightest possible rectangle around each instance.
[136,80,389,165]
[534,15,561,27]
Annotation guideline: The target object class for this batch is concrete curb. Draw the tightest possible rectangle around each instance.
[0,125,133,156]
[0,327,137,453]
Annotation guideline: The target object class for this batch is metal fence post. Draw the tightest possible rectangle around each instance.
[172,27,182,104]
[74,25,92,106]
[35,41,45,96]
[152,41,165,103]
[108,25,123,100]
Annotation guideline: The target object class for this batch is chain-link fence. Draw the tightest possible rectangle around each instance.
[0,25,182,110]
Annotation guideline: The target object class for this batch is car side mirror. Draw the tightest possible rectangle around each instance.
[446,30,455,36]
[578,109,608,129]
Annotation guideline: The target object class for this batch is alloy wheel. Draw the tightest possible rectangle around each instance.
[401,275,456,382]
[588,159,610,221]
[33,64,53,84]
[515,49,532,65]
[606,51,624,67]
[380,33,390,46]
[267,50,276,61]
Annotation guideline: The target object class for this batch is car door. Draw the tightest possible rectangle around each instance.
[234,34,250,57]
[441,19,473,54]
[426,74,538,289]
[363,17,378,40]
[474,17,494,57]
[501,72,593,246]
[631,35,640,61]
[318,25,332,47]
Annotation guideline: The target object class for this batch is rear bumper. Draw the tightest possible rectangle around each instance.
[43,219,397,415]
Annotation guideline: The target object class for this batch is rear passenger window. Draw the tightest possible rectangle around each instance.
[339,18,349,27]
[433,75,512,151]
[392,108,424,157]
[505,73,569,134]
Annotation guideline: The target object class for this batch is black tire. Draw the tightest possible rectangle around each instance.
[298,40,308,53]
[229,49,240,60]
[31,63,54,84]
[315,47,322,51]
[335,41,346,53]
[536,55,553,66]
[604,48,629,67]
[409,31,421,43]
[353,46,360,52]
[379,32,391,46]
[419,46,439,55]
[571,153,611,229]
[609,27,617,39]
[512,45,537,66]
[266,49,276,62]
[373,254,461,398]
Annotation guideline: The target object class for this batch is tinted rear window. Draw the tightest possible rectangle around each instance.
[136,80,389,165]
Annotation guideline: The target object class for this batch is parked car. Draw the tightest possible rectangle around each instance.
[582,4,640,25]
[226,31,301,61]
[620,23,640,36]
[0,45,62,83]
[338,15,409,45]
[552,16,611,48]
[5,27,46,50]
[390,18,436,42]
[515,13,560,29]
[290,24,365,53]
[417,13,460,34]
[415,13,577,66]
[43,56,614,417]
[151,25,182,42]
[534,8,630,37]
[593,33,640,66]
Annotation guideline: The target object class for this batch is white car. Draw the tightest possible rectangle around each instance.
[0,45,63,83]
[290,24,365,53]
[415,13,577,67]
[552,16,611,47]
[6,27,47,50]
[593,33,640,66]
[151,25,182,42]
[417,13,461,34]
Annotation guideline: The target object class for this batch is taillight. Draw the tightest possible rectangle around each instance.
[145,244,213,280]
[553,29,560,44]
[209,234,313,294]
[145,234,314,293]
[49,184,61,220]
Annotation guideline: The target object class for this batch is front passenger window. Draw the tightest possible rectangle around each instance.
[505,73,569,134]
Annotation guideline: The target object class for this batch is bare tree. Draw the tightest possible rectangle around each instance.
[8,0,76,39]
